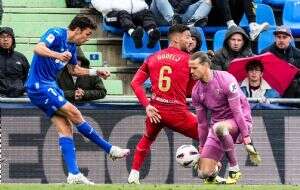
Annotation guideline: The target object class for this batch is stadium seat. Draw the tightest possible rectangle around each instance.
[257,29,296,53]
[213,29,227,52]
[239,3,276,29]
[282,0,300,36]
[254,0,263,3]
[101,18,124,35]
[202,26,227,35]
[122,31,161,62]
[263,0,287,6]
[158,26,170,35]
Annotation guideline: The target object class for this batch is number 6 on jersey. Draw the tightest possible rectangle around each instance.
[158,66,172,92]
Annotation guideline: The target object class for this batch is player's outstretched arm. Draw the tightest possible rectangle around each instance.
[67,64,110,79]
[34,43,71,62]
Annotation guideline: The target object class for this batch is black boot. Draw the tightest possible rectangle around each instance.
[131,26,144,48]
[147,29,160,48]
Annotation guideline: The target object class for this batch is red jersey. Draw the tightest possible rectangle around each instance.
[131,47,194,107]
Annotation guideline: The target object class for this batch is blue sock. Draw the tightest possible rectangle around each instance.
[76,121,112,153]
[59,137,80,175]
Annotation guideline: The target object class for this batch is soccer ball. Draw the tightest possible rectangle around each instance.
[176,145,200,168]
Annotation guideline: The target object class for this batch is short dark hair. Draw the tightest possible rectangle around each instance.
[190,51,212,66]
[246,60,264,72]
[168,24,190,38]
[68,15,97,31]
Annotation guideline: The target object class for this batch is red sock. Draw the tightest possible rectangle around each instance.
[132,135,153,171]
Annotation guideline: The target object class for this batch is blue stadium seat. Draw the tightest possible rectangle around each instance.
[158,26,170,35]
[122,31,161,62]
[239,3,276,29]
[213,29,227,52]
[254,0,263,3]
[282,0,300,36]
[202,26,227,35]
[263,0,286,6]
[257,29,296,53]
[101,18,124,35]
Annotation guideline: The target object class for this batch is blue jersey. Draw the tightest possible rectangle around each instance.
[26,27,77,89]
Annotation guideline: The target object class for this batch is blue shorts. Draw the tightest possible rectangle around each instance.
[27,86,67,118]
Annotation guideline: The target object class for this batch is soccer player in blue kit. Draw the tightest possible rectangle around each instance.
[25,15,130,184]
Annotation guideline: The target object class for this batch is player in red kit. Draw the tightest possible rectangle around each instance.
[128,25,200,184]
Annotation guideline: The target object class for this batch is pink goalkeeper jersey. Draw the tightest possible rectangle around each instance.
[192,70,252,140]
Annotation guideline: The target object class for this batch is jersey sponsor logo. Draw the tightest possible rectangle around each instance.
[55,59,67,67]
[16,61,21,65]
[229,82,238,93]
[58,96,64,102]
[46,34,55,44]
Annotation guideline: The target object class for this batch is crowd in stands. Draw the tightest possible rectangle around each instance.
[1,0,300,109]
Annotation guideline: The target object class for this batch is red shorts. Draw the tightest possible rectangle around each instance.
[144,102,198,141]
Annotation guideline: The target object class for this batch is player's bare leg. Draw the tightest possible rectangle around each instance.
[213,121,241,184]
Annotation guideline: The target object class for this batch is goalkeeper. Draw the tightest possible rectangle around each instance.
[189,51,261,184]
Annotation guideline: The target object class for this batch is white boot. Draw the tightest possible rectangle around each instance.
[249,22,269,41]
[128,169,140,184]
[67,173,95,185]
[109,146,130,161]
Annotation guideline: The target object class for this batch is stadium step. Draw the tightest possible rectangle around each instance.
[1,8,93,37]
[14,37,127,67]
[102,80,123,95]
[2,8,88,14]
[3,0,67,8]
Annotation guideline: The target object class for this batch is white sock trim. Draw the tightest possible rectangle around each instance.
[228,165,240,172]
[128,28,135,36]
[147,28,154,34]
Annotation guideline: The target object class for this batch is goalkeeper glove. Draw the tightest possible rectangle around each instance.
[245,142,262,166]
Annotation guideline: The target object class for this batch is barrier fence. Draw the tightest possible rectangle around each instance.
[1,97,300,184]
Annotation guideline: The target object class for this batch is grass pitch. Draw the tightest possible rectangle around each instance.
[0,184,300,190]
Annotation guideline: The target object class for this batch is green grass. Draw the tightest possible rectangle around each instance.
[0,184,300,190]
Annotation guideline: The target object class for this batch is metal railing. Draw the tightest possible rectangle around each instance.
[1,96,300,104]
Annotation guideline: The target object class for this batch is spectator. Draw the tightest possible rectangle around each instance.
[212,26,253,71]
[57,56,107,103]
[92,0,160,49]
[0,27,29,97]
[261,25,300,98]
[150,0,212,27]
[187,27,202,53]
[208,0,268,41]
[241,60,280,98]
